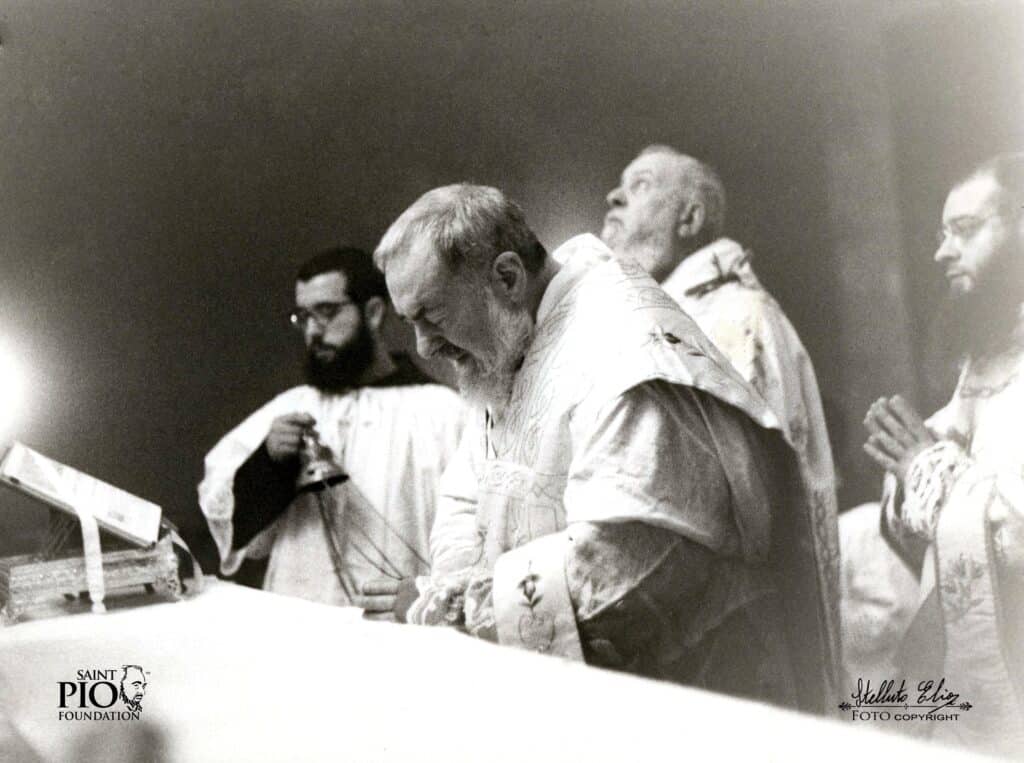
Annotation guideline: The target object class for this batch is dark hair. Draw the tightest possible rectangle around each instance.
[375,184,547,276]
[296,246,388,304]
[121,665,145,682]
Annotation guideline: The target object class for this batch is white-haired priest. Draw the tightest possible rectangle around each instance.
[375,183,839,714]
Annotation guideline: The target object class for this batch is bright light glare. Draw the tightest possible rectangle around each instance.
[0,340,27,438]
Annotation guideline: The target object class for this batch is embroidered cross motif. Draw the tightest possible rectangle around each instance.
[644,326,682,347]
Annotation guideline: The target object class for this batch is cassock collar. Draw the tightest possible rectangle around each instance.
[661,237,759,299]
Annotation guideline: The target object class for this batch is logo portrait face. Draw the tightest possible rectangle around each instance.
[119,665,147,711]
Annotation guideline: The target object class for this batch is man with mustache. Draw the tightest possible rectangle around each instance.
[601,146,841,686]
[864,153,1024,754]
[199,247,465,614]
[375,184,836,712]
[119,665,146,713]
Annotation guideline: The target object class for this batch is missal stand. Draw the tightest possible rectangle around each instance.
[0,443,197,625]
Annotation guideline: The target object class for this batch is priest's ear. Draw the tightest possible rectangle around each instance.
[676,199,707,242]
[363,295,387,333]
[489,251,527,304]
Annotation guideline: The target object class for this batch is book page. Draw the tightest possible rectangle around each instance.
[0,442,161,547]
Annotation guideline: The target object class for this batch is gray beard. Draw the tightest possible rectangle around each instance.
[454,298,534,417]
[606,233,681,284]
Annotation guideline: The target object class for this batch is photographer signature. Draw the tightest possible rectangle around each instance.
[852,678,961,715]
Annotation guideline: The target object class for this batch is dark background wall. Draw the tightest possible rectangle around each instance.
[0,0,1020,572]
[884,2,1024,412]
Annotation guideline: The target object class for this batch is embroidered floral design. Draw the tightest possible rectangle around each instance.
[940,554,985,623]
[809,486,842,669]
[903,442,966,539]
[516,566,556,653]
[518,570,541,610]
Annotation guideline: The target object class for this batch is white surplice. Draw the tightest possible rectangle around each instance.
[199,383,465,605]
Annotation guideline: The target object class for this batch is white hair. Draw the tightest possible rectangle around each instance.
[639,144,727,238]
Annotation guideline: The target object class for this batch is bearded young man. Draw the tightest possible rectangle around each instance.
[601,146,842,681]
[198,247,465,613]
[864,153,1024,755]
[375,184,838,713]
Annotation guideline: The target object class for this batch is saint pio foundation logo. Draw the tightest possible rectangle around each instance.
[58,665,149,721]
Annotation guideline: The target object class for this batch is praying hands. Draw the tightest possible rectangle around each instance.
[863,395,937,486]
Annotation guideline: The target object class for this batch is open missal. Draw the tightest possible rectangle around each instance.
[0,442,161,547]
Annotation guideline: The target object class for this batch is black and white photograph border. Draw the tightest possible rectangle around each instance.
[0,1,1021,760]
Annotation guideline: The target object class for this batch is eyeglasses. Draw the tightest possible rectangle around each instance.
[288,301,356,331]
[936,213,999,247]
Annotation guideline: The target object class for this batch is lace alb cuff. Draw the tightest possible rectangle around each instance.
[405,575,468,627]
[901,440,967,540]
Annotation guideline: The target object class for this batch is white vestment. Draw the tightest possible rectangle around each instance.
[417,235,838,711]
[882,313,1024,755]
[662,237,842,678]
[199,383,465,605]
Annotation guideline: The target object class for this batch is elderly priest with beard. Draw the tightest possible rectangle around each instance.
[376,184,837,712]
[199,247,465,614]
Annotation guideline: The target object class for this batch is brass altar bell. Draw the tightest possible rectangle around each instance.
[296,428,348,493]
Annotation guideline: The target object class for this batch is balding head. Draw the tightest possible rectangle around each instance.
[602,145,726,282]
[639,145,727,238]
[374,183,547,279]
[375,184,549,414]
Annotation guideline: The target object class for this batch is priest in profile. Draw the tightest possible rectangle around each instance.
[375,184,838,712]
[865,153,1024,754]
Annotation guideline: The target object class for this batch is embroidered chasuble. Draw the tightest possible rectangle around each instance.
[882,312,1024,756]
[662,237,842,697]
[411,234,838,713]
[199,379,465,605]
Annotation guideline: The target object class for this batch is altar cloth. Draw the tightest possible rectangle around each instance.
[0,580,982,762]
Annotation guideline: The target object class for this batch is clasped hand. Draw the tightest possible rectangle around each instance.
[863,395,936,486]
[353,578,419,623]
